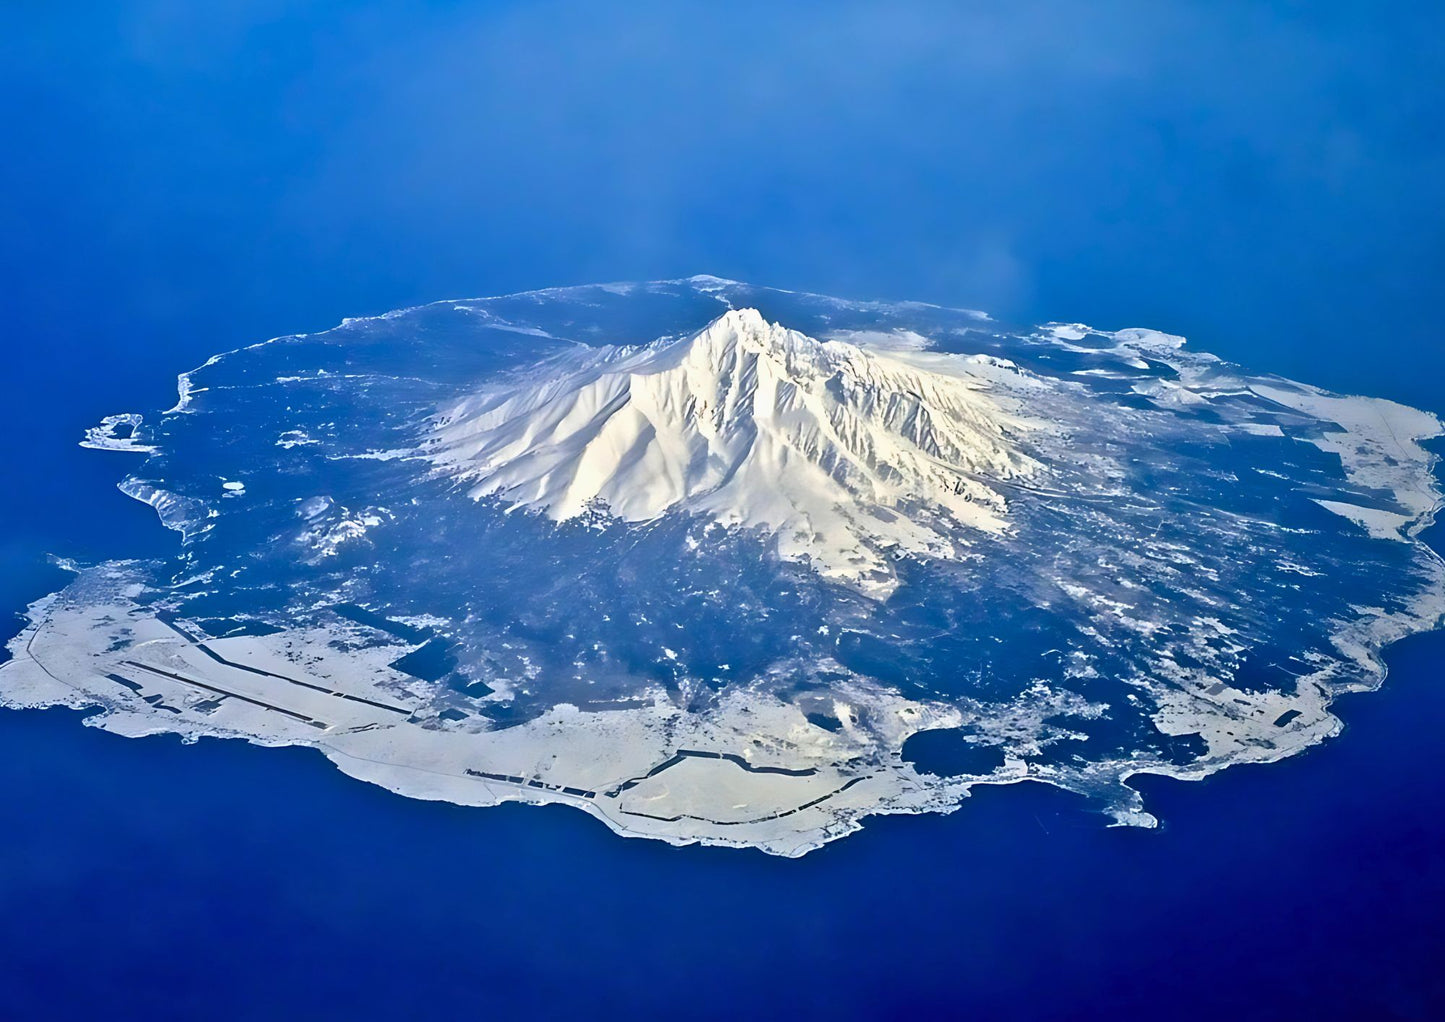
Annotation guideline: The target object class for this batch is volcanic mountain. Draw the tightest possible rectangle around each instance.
[426,308,1040,593]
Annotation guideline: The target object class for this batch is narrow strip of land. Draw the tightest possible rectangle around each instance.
[619,776,867,827]
[604,749,817,797]
[465,768,596,798]
[154,613,413,715]
[121,659,328,729]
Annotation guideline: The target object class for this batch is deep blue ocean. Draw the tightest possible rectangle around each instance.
[4,4,1444,1019]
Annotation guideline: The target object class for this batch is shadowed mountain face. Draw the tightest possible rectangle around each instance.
[427,308,1040,594]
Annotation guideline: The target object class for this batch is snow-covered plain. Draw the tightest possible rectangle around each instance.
[2,277,1442,855]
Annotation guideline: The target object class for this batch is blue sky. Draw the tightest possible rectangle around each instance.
[3,2,1443,415]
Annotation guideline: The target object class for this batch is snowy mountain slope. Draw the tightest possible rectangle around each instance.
[425,308,1042,592]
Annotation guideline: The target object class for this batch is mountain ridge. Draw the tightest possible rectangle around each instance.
[426,308,1040,593]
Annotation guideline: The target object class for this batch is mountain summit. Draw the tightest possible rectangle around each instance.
[427,308,1040,592]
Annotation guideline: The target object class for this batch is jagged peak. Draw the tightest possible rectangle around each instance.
[648,308,911,390]
[656,307,825,369]
[427,312,1042,596]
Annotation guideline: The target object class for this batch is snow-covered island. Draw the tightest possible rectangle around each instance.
[3,277,1442,856]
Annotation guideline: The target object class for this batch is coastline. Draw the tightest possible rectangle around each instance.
[3,280,1442,857]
